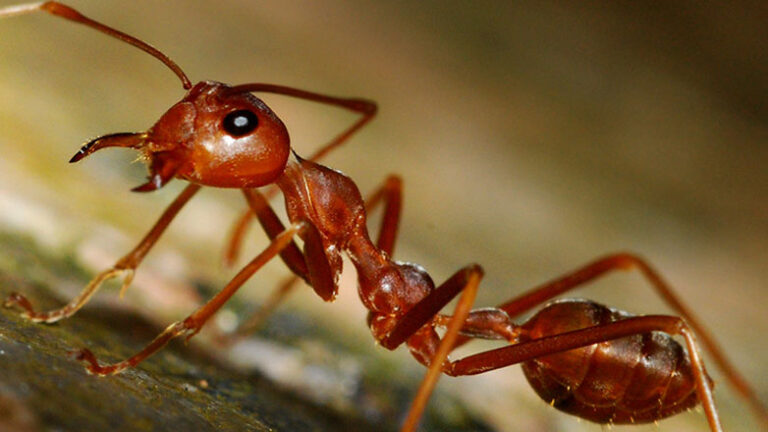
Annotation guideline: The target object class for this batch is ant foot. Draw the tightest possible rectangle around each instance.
[69,348,124,376]
[3,292,49,322]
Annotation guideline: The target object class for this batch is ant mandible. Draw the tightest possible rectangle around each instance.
[1,3,767,432]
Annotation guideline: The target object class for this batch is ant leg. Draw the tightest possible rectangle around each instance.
[216,189,309,343]
[229,176,403,340]
[4,184,201,323]
[399,266,483,432]
[381,265,483,350]
[72,223,303,375]
[358,262,487,431]
[446,316,723,432]
[451,252,768,425]
[223,88,377,266]
[242,189,308,280]
[242,189,340,301]
[224,209,255,267]
[364,175,403,256]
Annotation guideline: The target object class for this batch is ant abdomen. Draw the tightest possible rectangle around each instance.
[520,299,702,424]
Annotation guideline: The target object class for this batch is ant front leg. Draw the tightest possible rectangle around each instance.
[4,184,201,323]
[227,188,343,341]
[228,176,403,340]
[219,189,309,342]
[241,189,309,281]
[73,223,304,375]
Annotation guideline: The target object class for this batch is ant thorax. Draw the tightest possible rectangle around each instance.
[276,153,434,318]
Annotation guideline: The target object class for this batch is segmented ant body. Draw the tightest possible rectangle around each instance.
[2,3,767,431]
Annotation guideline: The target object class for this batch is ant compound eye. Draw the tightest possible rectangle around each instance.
[222,109,259,137]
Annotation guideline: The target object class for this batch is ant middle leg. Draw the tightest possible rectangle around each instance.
[4,183,201,323]
[219,189,309,343]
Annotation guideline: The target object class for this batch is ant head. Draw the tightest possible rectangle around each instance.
[8,4,309,191]
[71,81,291,191]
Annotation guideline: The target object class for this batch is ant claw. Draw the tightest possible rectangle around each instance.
[3,292,36,318]
[68,347,88,361]
[69,347,97,371]
[69,348,114,376]
[3,291,23,308]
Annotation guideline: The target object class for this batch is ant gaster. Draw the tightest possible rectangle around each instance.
[2,3,767,432]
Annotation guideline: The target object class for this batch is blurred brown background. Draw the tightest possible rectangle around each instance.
[0,1,766,431]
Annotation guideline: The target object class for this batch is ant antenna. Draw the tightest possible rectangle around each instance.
[0,2,192,89]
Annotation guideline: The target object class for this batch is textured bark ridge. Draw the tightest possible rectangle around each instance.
[0,238,363,432]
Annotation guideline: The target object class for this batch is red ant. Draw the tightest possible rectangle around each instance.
[1,3,767,431]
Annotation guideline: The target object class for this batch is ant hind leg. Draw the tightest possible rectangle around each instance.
[446,315,723,432]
